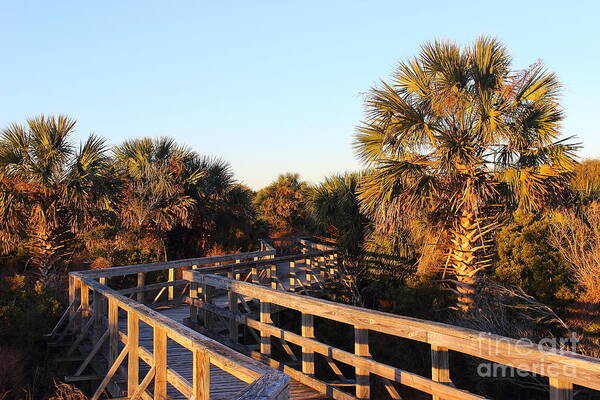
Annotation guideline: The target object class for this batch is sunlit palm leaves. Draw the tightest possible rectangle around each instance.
[0,115,117,284]
[354,37,578,309]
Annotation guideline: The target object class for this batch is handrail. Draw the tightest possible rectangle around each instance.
[78,248,276,279]
[184,271,600,400]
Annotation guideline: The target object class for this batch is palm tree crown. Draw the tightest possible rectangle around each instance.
[0,115,116,283]
[355,37,578,309]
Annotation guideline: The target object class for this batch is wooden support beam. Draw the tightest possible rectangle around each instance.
[270,264,277,290]
[108,299,118,367]
[201,284,210,329]
[354,327,370,400]
[81,283,90,319]
[128,313,139,396]
[251,266,258,284]
[289,261,296,292]
[136,272,145,304]
[305,258,312,285]
[301,313,315,377]
[91,344,129,400]
[260,302,272,357]
[75,329,109,376]
[189,281,198,324]
[229,290,238,342]
[154,326,167,400]
[318,256,325,280]
[432,345,452,400]
[129,366,155,400]
[549,377,573,400]
[193,348,210,400]
[168,268,175,301]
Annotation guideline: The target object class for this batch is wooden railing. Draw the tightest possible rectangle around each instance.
[63,271,289,400]
[183,271,600,400]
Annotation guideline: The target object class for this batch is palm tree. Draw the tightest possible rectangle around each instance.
[355,37,577,310]
[113,137,203,261]
[170,155,258,257]
[309,173,366,257]
[0,115,117,284]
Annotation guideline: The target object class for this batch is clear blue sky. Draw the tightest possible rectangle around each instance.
[1,1,599,189]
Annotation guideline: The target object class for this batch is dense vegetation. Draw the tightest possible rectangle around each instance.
[1,37,599,399]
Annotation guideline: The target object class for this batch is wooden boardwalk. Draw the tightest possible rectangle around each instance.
[54,238,600,400]
[119,305,324,400]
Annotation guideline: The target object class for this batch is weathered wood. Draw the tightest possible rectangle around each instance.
[154,326,167,400]
[77,249,276,279]
[168,268,175,301]
[193,348,210,400]
[229,290,239,342]
[260,302,272,357]
[289,261,296,292]
[234,374,290,400]
[129,366,155,400]
[190,281,199,324]
[432,345,451,400]
[75,329,109,376]
[184,271,600,391]
[549,377,573,400]
[91,344,129,400]
[354,328,369,400]
[108,298,119,367]
[136,272,145,303]
[128,313,139,396]
[301,314,315,377]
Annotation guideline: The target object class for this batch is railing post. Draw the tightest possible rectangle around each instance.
[136,272,145,304]
[328,254,336,277]
[108,298,118,367]
[73,277,82,331]
[127,313,139,396]
[431,345,451,400]
[318,256,326,280]
[69,275,76,321]
[260,302,272,357]
[354,327,370,400]
[305,257,312,286]
[92,289,104,342]
[202,284,211,329]
[302,313,315,377]
[80,282,90,321]
[549,378,573,400]
[229,288,238,342]
[270,264,277,289]
[154,326,167,400]
[289,261,296,292]
[193,348,210,400]
[168,268,175,301]
[190,281,199,324]
[251,266,258,284]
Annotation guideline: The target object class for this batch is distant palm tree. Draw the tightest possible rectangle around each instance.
[355,37,577,309]
[173,155,258,256]
[0,115,117,284]
[309,173,366,257]
[113,137,203,260]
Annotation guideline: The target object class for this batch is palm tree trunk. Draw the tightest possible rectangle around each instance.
[448,210,481,311]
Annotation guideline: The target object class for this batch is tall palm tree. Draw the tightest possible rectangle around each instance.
[355,37,577,310]
[113,137,203,261]
[0,115,117,284]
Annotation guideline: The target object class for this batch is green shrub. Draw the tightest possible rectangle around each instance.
[494,212,577,309]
